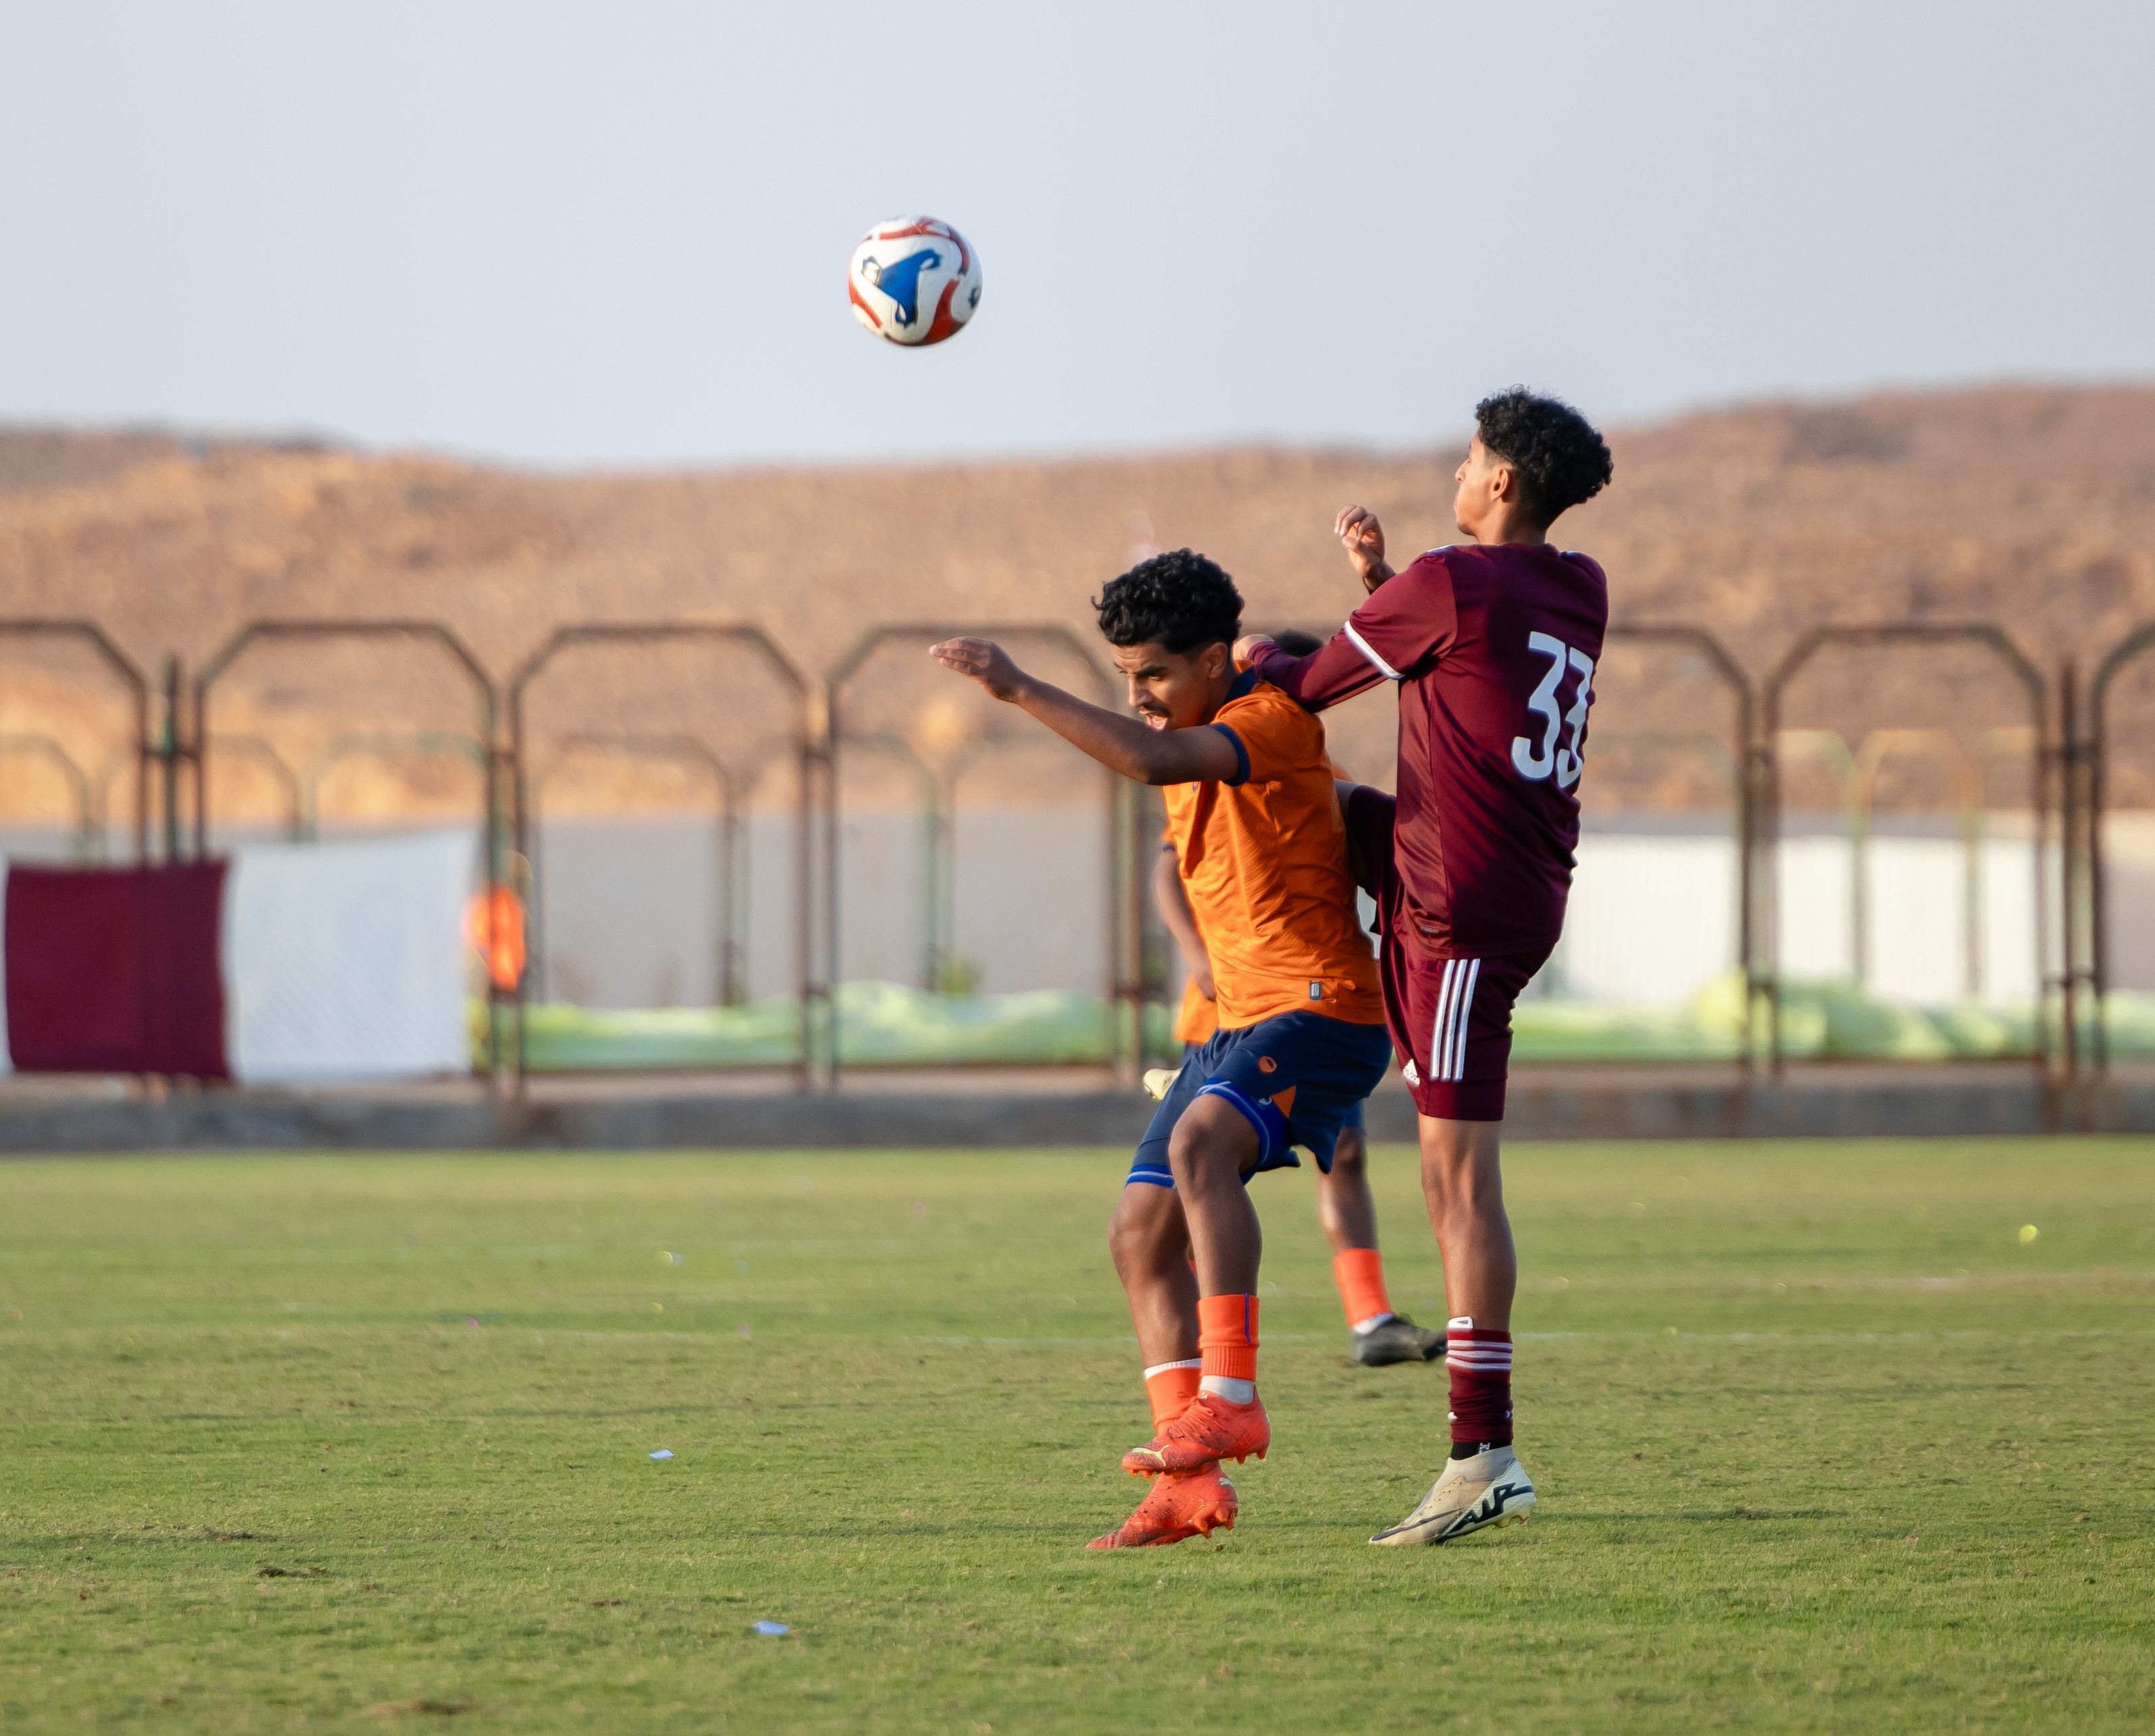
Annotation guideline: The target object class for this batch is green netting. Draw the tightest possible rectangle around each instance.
[489,982,1174,1071]
[485,977,2155,1071]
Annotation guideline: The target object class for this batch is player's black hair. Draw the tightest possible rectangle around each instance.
[1093,549,1243,654]
[1270,629,1324,657]
[1474,388,1613,525]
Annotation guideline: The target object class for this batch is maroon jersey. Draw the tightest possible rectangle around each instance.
[1253,543,1608,956]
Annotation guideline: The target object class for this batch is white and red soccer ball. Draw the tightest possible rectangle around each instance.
[848,217,981,347]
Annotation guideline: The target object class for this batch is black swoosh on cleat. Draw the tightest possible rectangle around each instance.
[1438,1479,1527,1541]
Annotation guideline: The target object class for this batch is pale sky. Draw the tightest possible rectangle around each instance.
[2,1,2150,468]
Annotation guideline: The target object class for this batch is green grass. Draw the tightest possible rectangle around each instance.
[2,1139,2152,1733]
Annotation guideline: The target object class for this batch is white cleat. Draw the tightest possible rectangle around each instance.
[1369,1445,1536,1546]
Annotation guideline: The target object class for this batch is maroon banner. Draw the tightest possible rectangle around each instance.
[5,863,230,1077]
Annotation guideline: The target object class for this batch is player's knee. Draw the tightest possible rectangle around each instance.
[1419,1143,1504,1228]
[1107,1188,1179,1275]
[1166,1093,1256,1186]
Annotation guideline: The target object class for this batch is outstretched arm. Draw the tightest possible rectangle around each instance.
[1234,630,1390,713]
[1151,844,1215,1000]
[1235,506,1454,712]
[928,638,1240,786]
[1228,504,1405,712]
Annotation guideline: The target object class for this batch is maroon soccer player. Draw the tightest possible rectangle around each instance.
[1236,389,1612,1545]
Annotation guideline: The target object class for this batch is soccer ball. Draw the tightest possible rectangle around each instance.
[848,217,981,347]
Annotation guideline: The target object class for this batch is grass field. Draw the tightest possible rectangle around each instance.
[2,1138,2152,1732]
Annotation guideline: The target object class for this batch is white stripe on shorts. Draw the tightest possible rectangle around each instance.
[1448,958,1481,1082]
[1429,956,1481,1083]
[1429,960,1458,1083]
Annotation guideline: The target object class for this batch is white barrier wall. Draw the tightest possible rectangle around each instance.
[15,804,2128,1018]
[530,804,1113,1008]
[533,812,802,1007]
[1556,828,2042,1007]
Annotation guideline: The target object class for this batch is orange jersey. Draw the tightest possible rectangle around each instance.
[1161,673,1382,1030]
[1173,975,1219,1045]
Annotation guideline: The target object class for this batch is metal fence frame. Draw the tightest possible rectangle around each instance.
[1601,624,1760,1064]
[823,623,1140,1085]
[193,620,503,1079]
[7,605,2153,1097]
[0,620,151,861]
[2088,618,2155,1073]
[506,622,814,1091]
[1761,623,2050,1076]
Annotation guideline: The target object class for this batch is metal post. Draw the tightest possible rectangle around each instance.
[823,686,844,1086]
[805,715,829,1091]
[2078,621,2155,1082]
[2057,663,2079,1085]
[717,767,742,1008]
[159,655,184,863]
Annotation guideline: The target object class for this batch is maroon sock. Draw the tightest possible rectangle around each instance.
[1446,1317,1514,1449]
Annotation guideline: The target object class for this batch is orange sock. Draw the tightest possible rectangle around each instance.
[1197,1294,1259,1384]
[1142,1359,1201,1431]
[1332,1247,1394,1328]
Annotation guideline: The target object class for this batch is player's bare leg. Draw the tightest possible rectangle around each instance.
[1371,1112,1533,1544]
[1416,1116,1515,1330]
[1108,1180,1198,1370]
[1122,1096,1271,1475]
[1315,1126,1444,1366]
[1165,1094,1261,1295]
[1313,1124,1377,1249]
[1094,1181,1238,1548]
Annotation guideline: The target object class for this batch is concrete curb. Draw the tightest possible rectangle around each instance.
[1,1075,2151,1152]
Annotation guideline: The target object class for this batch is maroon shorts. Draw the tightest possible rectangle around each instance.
[1380,938,1549,1121]
[1344,782,1551,1120]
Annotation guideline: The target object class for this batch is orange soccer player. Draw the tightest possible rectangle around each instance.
[933,554,1393,1550]
[1149,629,1441,1371]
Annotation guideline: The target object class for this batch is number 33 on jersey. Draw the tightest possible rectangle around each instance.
[1512,632,1593,788]
[1249,540,1610,957]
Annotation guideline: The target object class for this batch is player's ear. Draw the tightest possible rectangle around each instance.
[1199,641,1228,682]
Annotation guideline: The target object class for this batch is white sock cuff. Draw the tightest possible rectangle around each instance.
[1143,1358,1203,1380]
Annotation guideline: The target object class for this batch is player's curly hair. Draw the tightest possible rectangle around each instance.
[1094,549,1243,653]
[1475,388,1613,526]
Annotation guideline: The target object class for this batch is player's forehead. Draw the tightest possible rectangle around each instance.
[1110,640,1179,676]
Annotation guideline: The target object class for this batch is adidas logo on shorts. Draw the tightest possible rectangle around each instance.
[1401,1058,1421,1086]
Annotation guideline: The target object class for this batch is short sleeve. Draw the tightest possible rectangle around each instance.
[1215,695,1304,788]
[1342,551,1459,680]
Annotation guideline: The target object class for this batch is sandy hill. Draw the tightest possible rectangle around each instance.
[2,383,2154,826]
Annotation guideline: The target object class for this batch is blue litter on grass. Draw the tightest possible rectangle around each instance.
[649,1449,674,1460]
[753,1621,790,1637]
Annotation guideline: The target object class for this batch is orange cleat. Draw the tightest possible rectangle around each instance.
[1085,1464,1238,1550]
[1120,1390,1270,1476]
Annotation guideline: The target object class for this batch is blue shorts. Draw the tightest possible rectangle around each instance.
[1128,1011,1392,1189]
[1182,1041,1367,1135]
